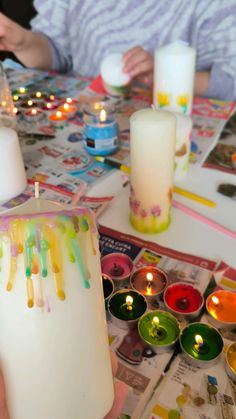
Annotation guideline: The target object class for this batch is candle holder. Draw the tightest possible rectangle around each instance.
[24,108,44,123]
[225,342,236,382]
[179,322,223,368]
[206,290,236,330]
[30,91,47,104]
[83,101,119,156]
[101,252,133,288]
[164,282,203,320]
[102,273,114,309]
[48,111,68,127]
[108,289,147,330]
[130,266,168,303]
[138,310,180,353]
[58,103,77,119]
[42,102,59,112]
[20,99,37,109]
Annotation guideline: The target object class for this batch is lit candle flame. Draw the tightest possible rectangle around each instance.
[31,109,37,115]
[66,97,72,104]
[126,295,133,311]
[49,95,55,101]
[94,102,101,110]
[100,109,106,122]
[13,107,18,114]
[195,334,203,347]
[1,100,6,107]
[27,100,33,107]
[36,91,42,98]
[152,316,159,327]
[13,95,19,101]
[46,103,52,109]
[64,103,70,111]
[19,87,26,93]
[146,272,153,296]
[212,296,219,306]
[56,111,63,119]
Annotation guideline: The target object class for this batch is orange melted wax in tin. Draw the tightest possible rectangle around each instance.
[206,290,236,323]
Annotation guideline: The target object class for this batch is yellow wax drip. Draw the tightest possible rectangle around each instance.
[78,232,91,280]
[6,256,17,291]
[87,214,96,256]
[45,226,65,301]
[27,277,34,308]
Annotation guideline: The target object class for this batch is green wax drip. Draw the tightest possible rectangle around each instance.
[40,239,49,277]
[79,216,89,232]
[70,238,90,289]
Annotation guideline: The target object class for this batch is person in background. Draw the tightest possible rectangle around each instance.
[0,0,36,63]
[0,1,235,101]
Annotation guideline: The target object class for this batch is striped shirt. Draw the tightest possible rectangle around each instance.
[31,0,236,100]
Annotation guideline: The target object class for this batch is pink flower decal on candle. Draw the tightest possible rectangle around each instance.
[151,205,161,217]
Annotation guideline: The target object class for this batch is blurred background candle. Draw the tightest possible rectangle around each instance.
[129,108,176,233]
[24,107,44,122]
[83,101,119,156]
[180,323,223,367]
[101,53,131,96]
[101,252,133,287]
[138,310,180,353]
[0,199,114,419]
[131,266,168,302]
[173,113,193,182]
[164,282,203,320]
[206,290,236,329]
[0,127,27,202]
[108,289,147,330]
[226,342,236,382]
[48,110,67,126]
[58,102,77,119]
[154,41,196,115]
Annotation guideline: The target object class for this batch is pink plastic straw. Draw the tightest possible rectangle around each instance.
[172,199,236,240]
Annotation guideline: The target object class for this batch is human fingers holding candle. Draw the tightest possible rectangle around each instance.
[122,46,154,86]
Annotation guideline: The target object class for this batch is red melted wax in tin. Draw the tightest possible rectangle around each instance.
[165,283,203,313]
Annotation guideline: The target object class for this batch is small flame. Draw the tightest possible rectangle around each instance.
[27,100,33,106]
[56,111,62,118]
[46,103,52,109]
[195,334,203,346]
[152,316,159,327]
[126,295,133,306]
[49,95,55,101]
[13,107,18,114]
[31,109,37,115]
[36,91,42,98]
[64,103,70,111]
[66,97,72,104]
[19,87,26,93]
[13,95,19,101]
[212,296,219,306]
[1,100,6,107]
[100,109,106,122]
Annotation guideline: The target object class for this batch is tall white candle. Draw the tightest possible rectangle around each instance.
[0,127,27,202]
[174,113,193,182]
[0,198,114,419]
[154,42,196,115]
[130,109,176,233]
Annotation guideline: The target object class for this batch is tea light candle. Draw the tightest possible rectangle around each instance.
[129,108,176,233]
[12,94,22,104]
[180,323,223,367]
[13,86,28,98]
[102,273,114,308]
[154,41,196,114]
[48,110,67,127]
[64,97,78,106]
[101,53,131,96]
[24,107,44,122]
[101,252,133,287]
[0,198,114,419]
[138,310,180,353]
[206,290,236,329]
[226,342,236,382]
[130,266,168,302]
[83,102,119,156]
[58,102,77,119]
[173,113,192,182]
[20,99,37,109]
[164,282,203,320]
[42,102,59,112]
[108,289,147,330]
[30,91,47,103]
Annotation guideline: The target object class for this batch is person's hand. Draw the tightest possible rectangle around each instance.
[0,368,10,419]
[0,12,29,53]
[104,352,127,419]
[122,46,154,86]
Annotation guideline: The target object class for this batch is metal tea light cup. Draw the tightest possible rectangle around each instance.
[130,266,168,303]
[225,342,236,382]
[138,310,180,353]
[179,322,224,368]
[108,288,147,331]
[101,252,134,288]
[206,290,236,330]
[102,273,114,309]
[163,282,204,321]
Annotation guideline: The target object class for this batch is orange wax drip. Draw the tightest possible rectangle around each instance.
[207,290,236,323]
[87,214,96,256]
[27,277,34,308]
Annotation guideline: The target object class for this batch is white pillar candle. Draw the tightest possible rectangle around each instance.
[154,42,196,115]
[0,198,114,419]
[174,113,193,182]
[130,109,176,233]
[0,127,27,202]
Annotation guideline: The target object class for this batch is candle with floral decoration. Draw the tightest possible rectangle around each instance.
[0,197,114,419]
[154,41,196,115]
[129,108,176,233]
